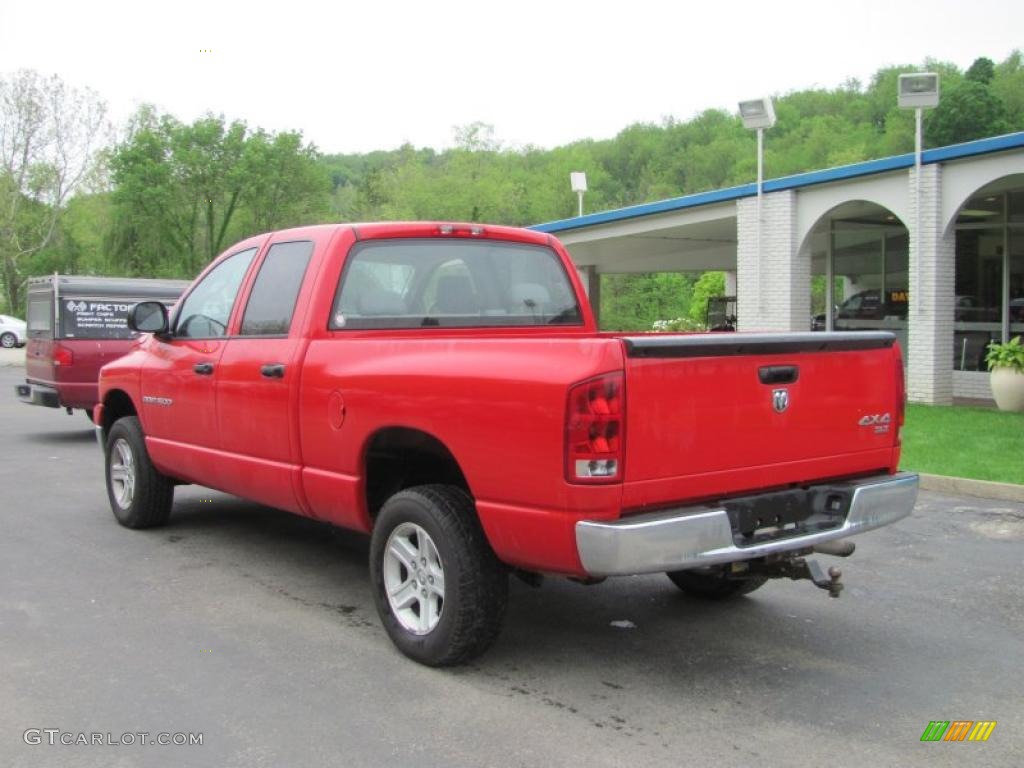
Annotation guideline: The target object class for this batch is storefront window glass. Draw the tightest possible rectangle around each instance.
[830,220,909,351]
[954,186,1024,370]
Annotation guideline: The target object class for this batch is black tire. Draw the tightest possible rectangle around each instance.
[84,408,95,424]
[105,416,174,529]
[0,332,16,348]
[369,485,508,667]
[666,567,768,600]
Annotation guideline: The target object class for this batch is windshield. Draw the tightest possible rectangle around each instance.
[331,239,582,330]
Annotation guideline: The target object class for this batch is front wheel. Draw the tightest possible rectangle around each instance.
[666,567,767,600]
[0,332,16,348]
[105,416,174,528]
[369,485,508,666]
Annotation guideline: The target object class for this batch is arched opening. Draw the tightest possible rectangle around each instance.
[803,200,909,349]
[951,175,1024,376]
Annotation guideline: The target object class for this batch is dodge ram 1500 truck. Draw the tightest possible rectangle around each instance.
[95,222,918,666]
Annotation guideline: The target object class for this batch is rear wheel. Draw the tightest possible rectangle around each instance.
[105,416,174,528]
[666,567,767,600]
[0,332,15,348]
[369,485,508,666]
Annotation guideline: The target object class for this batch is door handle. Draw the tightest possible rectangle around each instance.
[193,362,214,375]
[260,363,286,379]
[759,365,799,385]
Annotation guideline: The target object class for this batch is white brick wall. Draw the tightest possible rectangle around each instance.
[906,165,955,405]
[736,191,809,331]
[953,371,994,400]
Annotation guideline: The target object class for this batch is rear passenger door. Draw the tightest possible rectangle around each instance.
[214,239,316,514]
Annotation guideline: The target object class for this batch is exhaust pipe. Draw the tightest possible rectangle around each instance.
[813,540,855,557]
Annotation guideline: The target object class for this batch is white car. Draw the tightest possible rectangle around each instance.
[0,314,27,348]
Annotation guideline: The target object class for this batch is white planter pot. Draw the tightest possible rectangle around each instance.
[990,368,1024,412]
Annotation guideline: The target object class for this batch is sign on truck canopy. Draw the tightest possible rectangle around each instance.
[60,298,142,339]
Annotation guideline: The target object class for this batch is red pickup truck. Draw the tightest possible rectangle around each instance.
[95,222,918,666]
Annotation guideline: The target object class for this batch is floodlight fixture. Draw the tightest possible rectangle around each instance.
[570,172,587,216]
[738,97,776,130]
[898,73,940,109]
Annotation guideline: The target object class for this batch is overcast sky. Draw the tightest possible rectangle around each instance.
[1,0,1021,154]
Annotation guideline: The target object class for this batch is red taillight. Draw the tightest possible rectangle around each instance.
[53,343,74,367]
[565,372,624,484]
[895,345,906,445]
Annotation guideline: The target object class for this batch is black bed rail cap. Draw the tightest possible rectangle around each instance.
[621,331,897,358]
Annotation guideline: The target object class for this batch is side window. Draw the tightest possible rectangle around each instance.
[175,248,257,338]
[27,297,53,338]
[240,241,314,336]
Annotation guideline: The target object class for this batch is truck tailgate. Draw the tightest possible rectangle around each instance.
[619,332,902,505]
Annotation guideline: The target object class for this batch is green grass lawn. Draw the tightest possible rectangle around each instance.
[900,404,1024,484]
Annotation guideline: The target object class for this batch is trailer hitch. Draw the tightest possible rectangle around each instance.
[749,554,844,597]
[788,557,844,598]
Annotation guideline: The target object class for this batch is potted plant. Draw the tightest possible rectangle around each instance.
[986,336,1024,412]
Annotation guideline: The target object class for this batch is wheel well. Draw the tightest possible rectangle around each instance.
[101,390,137,438]
[365,428,469,520]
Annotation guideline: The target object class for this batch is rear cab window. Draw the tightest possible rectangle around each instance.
[331,239,581,330]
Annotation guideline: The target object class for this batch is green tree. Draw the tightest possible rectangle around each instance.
[966,57,996,84]
[926,79,1008,147]
[993,51,1024,129]
[0,70,109,313]
[599,272,695,331]
[235,130,330,233]
[107,110,328,278]
[688,271,727,326]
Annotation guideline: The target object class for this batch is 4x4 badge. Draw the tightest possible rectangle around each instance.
[858,413,891,426]
[772,389,789,413]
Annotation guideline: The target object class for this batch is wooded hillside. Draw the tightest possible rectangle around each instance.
[2,54,1021,327]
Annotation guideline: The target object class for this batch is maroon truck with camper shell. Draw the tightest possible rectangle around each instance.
[16,275,187,420]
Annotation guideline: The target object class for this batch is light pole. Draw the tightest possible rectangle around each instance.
[738,97,776,313]
[570,172,587,217]
[897,72,940,311]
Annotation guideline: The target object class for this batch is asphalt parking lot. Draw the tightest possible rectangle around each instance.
[1,364,1021,767]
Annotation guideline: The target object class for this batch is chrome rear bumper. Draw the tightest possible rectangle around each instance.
[575,472,918,577]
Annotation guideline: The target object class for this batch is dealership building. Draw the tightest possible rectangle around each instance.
[532,132,1024,405]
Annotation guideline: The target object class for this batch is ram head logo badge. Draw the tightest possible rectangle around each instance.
[772,388,789,413]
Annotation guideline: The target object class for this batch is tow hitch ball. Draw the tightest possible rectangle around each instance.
[791,558,844,598]
[760,557,844,597]
[749,540,853,597]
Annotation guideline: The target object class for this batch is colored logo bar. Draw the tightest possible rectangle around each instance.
[920,721,996,742]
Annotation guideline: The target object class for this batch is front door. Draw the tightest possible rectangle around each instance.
[140,246,258,486]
